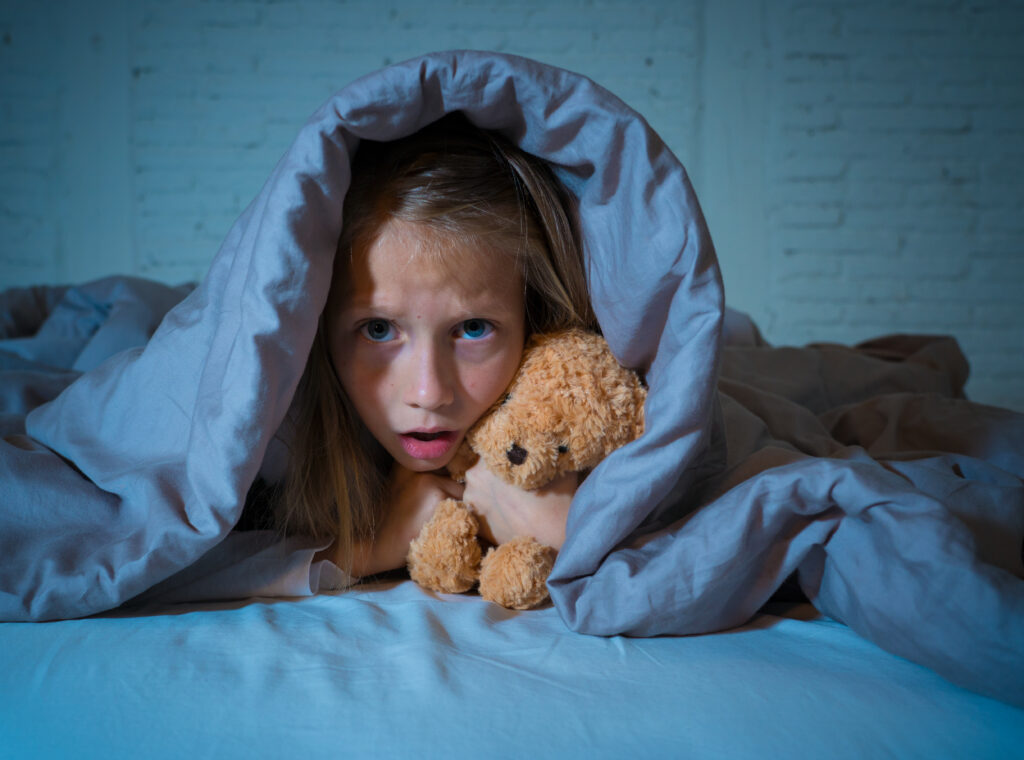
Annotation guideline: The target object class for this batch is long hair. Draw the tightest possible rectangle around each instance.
[276,113,596,576]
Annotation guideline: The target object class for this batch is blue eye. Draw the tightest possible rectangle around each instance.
[458,319,492,340]
[361,319,395,342]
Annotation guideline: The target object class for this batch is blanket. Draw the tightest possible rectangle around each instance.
[1,50,1021,707]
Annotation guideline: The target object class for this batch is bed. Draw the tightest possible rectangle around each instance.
[2,50,1023,756]
[2,580,1022,758]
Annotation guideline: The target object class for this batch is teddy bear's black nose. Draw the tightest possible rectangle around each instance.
[507,444,528,465]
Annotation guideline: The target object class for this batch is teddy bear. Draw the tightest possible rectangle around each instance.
[406,328,647,609]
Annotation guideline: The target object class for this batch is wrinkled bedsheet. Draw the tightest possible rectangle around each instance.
[1,51,1022,708]
[2,582,1022,759]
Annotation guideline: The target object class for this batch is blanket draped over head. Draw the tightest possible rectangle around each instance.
[1,51,1022,707]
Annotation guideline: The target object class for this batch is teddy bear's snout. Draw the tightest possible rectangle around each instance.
[506,444,528,465]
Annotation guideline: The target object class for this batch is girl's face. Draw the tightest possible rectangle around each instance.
[328,218,526,472]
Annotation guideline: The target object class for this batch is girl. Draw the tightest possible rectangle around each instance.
[270,114,599,581]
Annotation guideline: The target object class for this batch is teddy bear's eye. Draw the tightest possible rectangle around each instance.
[557,444,569,454]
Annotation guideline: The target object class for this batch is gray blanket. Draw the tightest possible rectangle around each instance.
[1,51,1021,707]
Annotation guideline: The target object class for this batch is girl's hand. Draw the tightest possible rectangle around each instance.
[461,460,577,549]
[355,466,465,577]
[318,467,464,578]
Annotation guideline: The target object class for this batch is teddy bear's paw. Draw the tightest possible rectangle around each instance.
[478,536,557,610]
[407,498,482,594]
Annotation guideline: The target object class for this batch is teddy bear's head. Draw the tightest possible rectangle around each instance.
[464,329,646,490]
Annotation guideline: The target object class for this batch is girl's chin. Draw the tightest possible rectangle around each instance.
[397,456,449,472]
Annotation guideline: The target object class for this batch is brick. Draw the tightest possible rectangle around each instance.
[842,306,914,329]
[772,300,846,326]
[775,249,844,278]
[905,205,979,233]
[900,238,980,278]
[774,277,856,302]
[776,227,901,255]
[954,327,1024,353]
[981,161,1024,185]
[911,83,1000,108]
[979,208,1024,233]
[0,186,50,217]
[0,220,55,266]
[0,141,56,172]
[778,129,908,160]
[777,204,844,228]
[0,262,57,289]
[843,181,910,206]
[907,277,1022,303]
[849,277,911,302]
[969,234,1024,258]
[770,155,848,181]
[905,133,1009,160]
[841,208,913,232]
[966,36,1024,62]
[841,6,965,36]
[771,183,846,206]
[836,251,900,276]
[974,304,1024,328]
[842,82,912,107]
[978,356,1024,379]
[782,104,841,131]
[842,106,972,133]
[971,259,1024,282]
[848,158,976,184]
[780,54,850,83]
[782,6,841,37]
[881,302,975,329]
[136,260,207,287]
[904,183,981,206]
[971,106,1024,133]
[850,55,938,84]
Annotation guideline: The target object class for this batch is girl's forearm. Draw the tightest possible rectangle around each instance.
[314,535,407,579]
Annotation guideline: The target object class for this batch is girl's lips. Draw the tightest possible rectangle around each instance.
[398,430,459,461]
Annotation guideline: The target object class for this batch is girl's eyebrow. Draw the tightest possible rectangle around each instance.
[334,291,398,311]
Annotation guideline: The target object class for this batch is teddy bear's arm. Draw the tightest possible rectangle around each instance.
[407,498,482,594]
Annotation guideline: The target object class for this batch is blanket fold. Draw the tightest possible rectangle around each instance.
[1,50,1021,708]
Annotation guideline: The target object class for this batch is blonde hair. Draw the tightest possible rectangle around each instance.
[275,113,596,575]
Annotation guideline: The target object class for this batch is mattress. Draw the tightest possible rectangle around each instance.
[2,579,1021,759]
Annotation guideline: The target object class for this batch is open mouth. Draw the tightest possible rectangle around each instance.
[398,430,459,461]
[407,431,446,441]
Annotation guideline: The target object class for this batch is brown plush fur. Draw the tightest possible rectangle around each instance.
[478,538,558,610]
[406,329,646,609]
[407,498,482,593]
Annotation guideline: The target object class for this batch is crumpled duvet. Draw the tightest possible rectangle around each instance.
[1,50,1021,707]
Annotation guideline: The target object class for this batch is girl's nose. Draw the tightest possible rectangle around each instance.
[405,342,455,410]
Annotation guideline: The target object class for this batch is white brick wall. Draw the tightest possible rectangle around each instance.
[758,0,1024,411]
[700,0,1024,411]
[1,0,1022,409]
[0,0,700,285]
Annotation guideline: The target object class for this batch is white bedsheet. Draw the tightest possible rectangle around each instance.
[2,580,1020,758]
